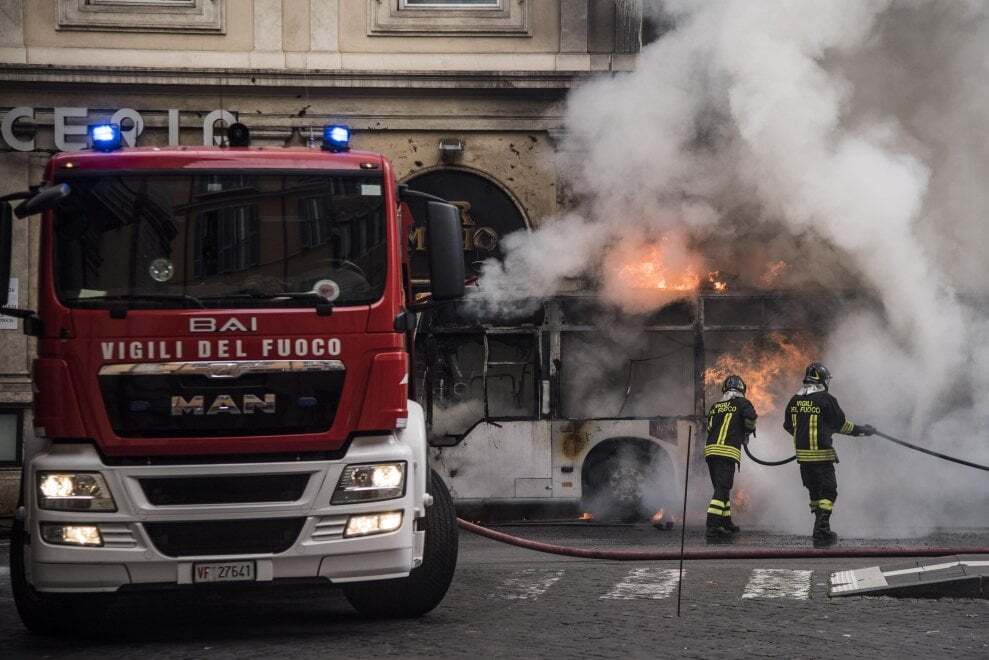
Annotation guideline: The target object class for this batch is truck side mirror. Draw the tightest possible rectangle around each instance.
[14,183,70,219]
[426,201,466,302]
[0,203,11,307]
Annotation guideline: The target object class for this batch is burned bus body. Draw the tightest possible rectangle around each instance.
[416,290,863,521]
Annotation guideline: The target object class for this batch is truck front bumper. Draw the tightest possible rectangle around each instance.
[23,436,427,593]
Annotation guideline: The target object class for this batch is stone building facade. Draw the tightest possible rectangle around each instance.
[0,0,642,509]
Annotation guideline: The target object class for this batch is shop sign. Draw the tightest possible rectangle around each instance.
[1,107,240,152]
[404,169,528,282]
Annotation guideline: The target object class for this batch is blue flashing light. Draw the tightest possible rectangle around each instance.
[322,124,351,152]
[88,123,122,152]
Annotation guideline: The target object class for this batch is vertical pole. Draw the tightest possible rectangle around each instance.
[693,296,706,419]
[676,425,692,617]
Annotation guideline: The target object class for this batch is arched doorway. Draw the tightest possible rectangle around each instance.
[403,167,529,284]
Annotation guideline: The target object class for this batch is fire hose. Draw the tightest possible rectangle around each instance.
[455,518,989,560]
[743,430,989,471]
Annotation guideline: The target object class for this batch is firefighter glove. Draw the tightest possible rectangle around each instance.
[858,424,876,436]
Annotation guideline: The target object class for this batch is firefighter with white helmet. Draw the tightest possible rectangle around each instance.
[704,374,758,543]
[783,362,875,547]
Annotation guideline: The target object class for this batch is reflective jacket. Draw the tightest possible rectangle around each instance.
[705,393,757,463]
[782,387,865,463]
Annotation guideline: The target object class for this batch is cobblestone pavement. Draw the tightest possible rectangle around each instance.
[0,526,986,659]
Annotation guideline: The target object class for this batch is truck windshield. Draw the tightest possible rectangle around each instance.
[53,172,388,309]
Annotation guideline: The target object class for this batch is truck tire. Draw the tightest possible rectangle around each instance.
[10,519,112,636]
[344,469,458,618]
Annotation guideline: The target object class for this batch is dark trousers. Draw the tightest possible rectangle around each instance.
[706,457,736,522]
[799,462,837,513]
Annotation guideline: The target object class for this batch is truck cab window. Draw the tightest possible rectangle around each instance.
[53,172,387,309]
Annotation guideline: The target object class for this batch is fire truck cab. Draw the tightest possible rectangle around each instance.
[0,123,465,632]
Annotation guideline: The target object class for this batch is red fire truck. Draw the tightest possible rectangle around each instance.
[0,122,465,632]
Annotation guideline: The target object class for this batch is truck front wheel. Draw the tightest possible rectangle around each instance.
[10,519,113,636]
[344,469,458,618]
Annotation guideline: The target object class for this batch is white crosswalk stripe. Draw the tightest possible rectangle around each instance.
[741,569,813,600]
[491,568,565,600]
[601,568,682,600]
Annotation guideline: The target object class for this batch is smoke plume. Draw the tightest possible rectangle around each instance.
[472,0,989,534]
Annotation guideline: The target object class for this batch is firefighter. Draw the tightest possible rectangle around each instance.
[704,374,757,543]
[783,362,875,548]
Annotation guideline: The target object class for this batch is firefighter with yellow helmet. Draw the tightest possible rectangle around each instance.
[704,374,757,543]
[783,362,875,547]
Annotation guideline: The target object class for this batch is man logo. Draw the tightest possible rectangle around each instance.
[189,317,259,333]
[171,394,276,416]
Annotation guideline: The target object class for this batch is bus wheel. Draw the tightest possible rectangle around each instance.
[344,469,459,618]
[607,461,649,515]
[582,439,669,522]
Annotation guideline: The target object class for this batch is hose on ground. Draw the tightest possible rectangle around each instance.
[742,430,989,471]
[456,518,989,561]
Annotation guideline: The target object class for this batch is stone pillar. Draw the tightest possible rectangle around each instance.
[0,0,26,64]
[251,0,285,67]
[614,0,642,54]
[613,0,641,71]
[557,0,590,71]
[309,0,341,69]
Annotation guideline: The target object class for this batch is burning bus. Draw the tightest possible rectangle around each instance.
[415,281,858,521]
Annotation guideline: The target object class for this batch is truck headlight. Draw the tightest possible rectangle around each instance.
[331,462,406,504]
[37,472,116,512]
[344,511,403,538]
[40,524,104,547]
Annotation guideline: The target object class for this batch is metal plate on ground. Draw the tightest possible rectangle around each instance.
[830,555,989,598]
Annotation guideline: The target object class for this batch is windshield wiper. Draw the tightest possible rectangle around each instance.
[65,293,205,308]
[199,290,334,314]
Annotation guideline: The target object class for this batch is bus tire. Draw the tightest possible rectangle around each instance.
[344,469,458,618]
[10,519,112,636]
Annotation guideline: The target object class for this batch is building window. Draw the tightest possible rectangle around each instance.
[368,0,529,36]
[57,0,225,34]
[0,410,23,467]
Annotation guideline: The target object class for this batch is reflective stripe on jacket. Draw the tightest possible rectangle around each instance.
[782,390,858,463]
[705,395,757,463]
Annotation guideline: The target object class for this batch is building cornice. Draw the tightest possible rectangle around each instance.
[0,63,603,93]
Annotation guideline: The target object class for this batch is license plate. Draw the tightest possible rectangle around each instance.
[193,561,255,583]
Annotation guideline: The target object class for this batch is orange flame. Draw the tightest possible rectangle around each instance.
[578,512,594,522]
[608,244,701,292]
[707,271,729,293]
[601,235,706,312]
[760,260,788,287]
[732,488,751,513]
[703,333,817,414]
[650,509,665,524]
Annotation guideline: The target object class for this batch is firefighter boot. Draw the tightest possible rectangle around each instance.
[812,510,838,548]
[706,514,733,544]
[723,517,741,534]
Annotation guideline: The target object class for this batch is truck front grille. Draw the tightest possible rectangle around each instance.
[139,474,311,506]
[98,360,345,438]
[143,518,306,557]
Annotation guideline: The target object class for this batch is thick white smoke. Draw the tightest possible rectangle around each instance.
[472,0,989,534]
